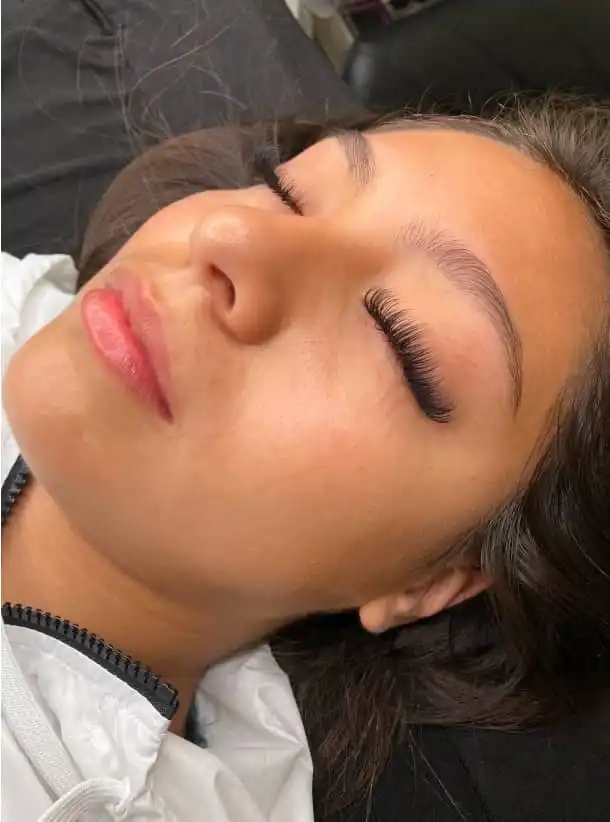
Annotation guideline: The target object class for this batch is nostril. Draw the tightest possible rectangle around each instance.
[208,264,236,311]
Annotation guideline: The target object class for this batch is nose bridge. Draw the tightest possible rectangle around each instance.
[191,205,375,343]
[199,204,366,281]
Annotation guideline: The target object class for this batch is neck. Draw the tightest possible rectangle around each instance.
[2,480,280,734]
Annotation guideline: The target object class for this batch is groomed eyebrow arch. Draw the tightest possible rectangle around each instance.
[334,130,376,188]
[397,220,524,410]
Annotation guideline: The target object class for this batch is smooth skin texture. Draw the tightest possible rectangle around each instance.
[3,128,606,729]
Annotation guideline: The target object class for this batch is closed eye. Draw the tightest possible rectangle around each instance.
[364,288,455,424]
[253,147,305,215]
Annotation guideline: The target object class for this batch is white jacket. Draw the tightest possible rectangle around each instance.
[1,253,314,822]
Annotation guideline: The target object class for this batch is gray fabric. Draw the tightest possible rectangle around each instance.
[1,0,355,259]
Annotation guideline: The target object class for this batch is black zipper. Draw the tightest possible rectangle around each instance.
[1,455,30,526]
[2,603,180,720]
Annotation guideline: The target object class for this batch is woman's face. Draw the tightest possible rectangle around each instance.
[5,127,605,618]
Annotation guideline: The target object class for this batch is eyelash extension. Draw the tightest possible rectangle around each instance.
[252,145,304,215]
[364,287,454,424]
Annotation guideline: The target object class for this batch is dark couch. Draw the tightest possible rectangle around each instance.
[344,0,610,112]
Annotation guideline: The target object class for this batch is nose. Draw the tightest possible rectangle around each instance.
[189,205,372,345]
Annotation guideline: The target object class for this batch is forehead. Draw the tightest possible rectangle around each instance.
[300,126,605,309]
[295,126,602,266]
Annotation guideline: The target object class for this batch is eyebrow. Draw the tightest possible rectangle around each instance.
[334,130,523,410]
[335,130,376,187]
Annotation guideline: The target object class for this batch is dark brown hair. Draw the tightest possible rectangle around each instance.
[79,96,610,818]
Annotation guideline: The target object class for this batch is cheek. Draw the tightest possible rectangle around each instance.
[180,369,388,525]
[215,383,513,585]
[173,370,448,604]
[166,368,398,591]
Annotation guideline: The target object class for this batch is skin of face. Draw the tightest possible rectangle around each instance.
[3,128,606,628]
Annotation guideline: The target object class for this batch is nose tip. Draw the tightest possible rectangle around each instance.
[196,206,254,248]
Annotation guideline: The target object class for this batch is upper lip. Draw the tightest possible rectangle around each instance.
[107,268,173,419]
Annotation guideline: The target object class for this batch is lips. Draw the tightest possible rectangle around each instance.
[81,270,173,421]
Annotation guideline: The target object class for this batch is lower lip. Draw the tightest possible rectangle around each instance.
[81,289,172,421]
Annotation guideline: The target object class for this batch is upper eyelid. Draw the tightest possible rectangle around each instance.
[274,168,307,214]
[252,148,305,215]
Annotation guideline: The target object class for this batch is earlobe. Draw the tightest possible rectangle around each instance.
[359,593,420,633]
[359,567,491,634]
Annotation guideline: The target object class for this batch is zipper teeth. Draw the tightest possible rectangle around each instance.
[2,603,179,719]
[1,462,29,525]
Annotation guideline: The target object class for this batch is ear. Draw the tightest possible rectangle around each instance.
[359,566,491,634]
